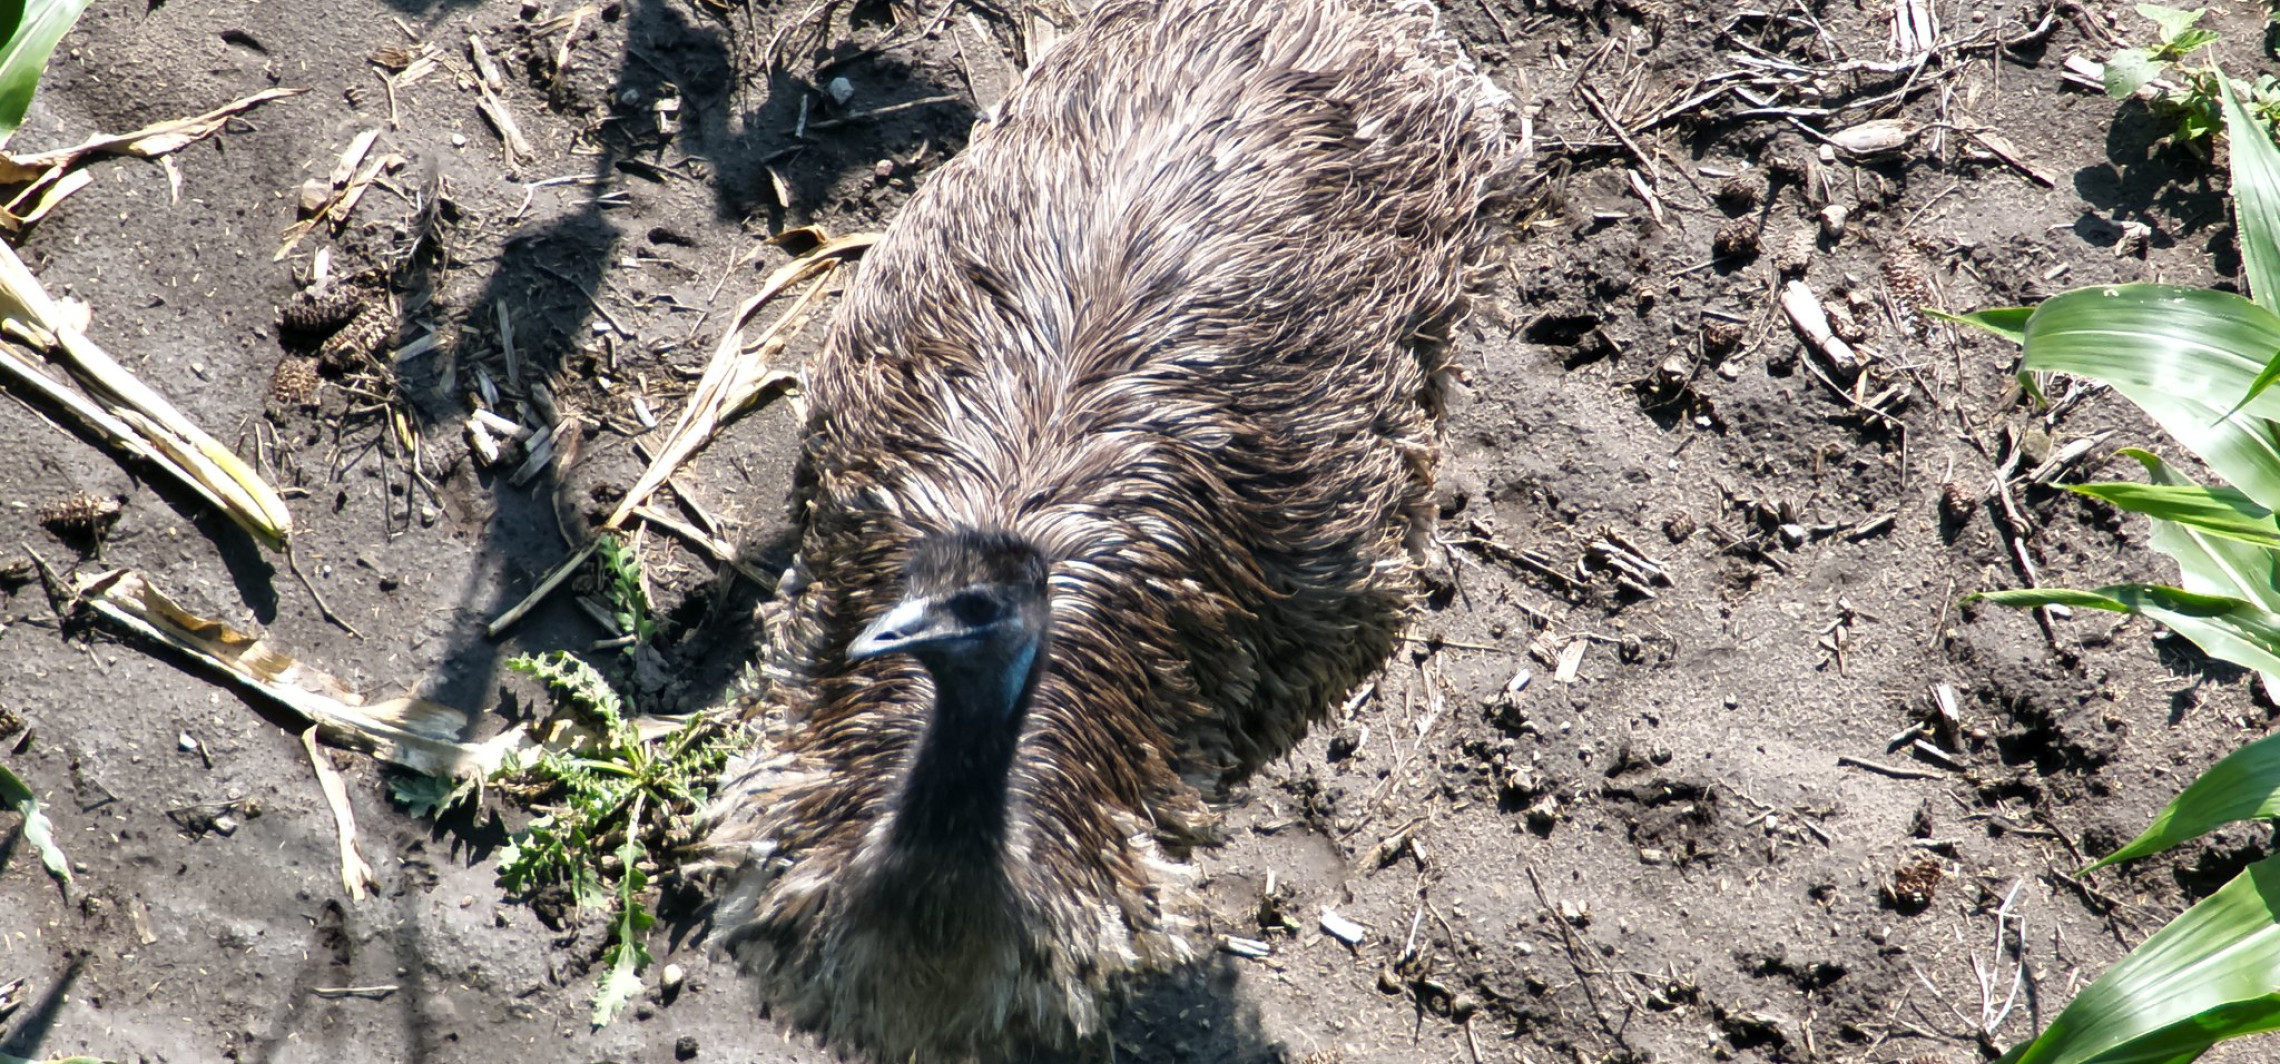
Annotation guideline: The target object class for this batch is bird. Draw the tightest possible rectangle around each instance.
[701,0,1520,1058]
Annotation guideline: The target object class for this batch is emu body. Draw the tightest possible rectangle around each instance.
[705,1,1517,1058]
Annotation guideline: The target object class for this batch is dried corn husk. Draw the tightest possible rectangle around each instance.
[0,239,293,546]
[80,570,526,778]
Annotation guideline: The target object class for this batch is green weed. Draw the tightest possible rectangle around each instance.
[2103,4,2280,147]
[391,535,746,1028]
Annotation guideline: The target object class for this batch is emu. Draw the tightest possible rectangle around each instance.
[704,0,1519,1058]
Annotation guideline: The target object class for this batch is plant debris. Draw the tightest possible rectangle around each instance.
[77,569,526,778]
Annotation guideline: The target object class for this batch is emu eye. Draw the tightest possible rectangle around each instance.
[946,590,1003,627]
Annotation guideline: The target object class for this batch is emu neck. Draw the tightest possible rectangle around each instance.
[888,636,1043,861]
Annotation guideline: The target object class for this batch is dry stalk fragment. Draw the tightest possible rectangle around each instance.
[1779,280,1861,379]
[605,232,879,530]
[80,569,526,778]
[0,239,293,546]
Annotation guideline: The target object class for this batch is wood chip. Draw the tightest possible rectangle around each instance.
[128,896,157,944]
[327,129,381,188]
[1891,0,1939,59]
[476,87,533,163]
[468,33,506,92]
[1319,907,1368,945]
[1221,936,1273,959]
[1779,280,1860,379]
[1553,638,1588,683]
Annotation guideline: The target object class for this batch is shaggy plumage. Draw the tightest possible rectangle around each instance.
[704,0,1519,1058]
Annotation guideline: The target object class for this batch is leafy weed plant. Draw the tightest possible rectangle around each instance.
[2102,4,2280,148]
[392,534,745,1027]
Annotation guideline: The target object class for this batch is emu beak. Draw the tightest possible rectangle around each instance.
[848,596,943,660]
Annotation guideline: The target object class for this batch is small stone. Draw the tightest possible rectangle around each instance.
[674,1035,698,1060]
[826,76,855,105]
[297,177,331,216]
[1657,353,1690,385]
[1818,203,1849,238]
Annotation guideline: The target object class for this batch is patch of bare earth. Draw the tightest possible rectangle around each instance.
[2,1,2273,1062]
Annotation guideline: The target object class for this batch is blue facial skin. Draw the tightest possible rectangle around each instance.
[1000,639,1039,722]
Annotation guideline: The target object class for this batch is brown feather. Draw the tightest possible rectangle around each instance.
[704,0,1521,1058]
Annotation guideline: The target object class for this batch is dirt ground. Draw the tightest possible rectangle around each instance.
[4,0,2278,1061]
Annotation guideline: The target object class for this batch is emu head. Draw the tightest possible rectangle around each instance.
[850,528,1052,706]
[852,528,1054,859]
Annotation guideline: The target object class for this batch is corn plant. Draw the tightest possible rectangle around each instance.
[1945,75,2280,1064]
[0,759,70,890]
[0,0,92,142]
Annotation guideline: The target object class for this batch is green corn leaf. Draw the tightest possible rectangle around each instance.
[2223,76,2280,315]
[1929,305,2031,345]
[1972,584,2280,683]
[2067,481,2280,550]
[1975,587,2144,612]
[0,760,71,889]
[1999,854,2280,1064]
[2092,729,2280,870]
[2234,352,2280,421]
[2016,284,2280,505]
[0,0,93,143]
[2120,449,2280,696]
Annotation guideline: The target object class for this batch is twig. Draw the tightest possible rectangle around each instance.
[302,727,379,901]
[804,93,963,132]
[312,985,400,998]
[487,539,602,638]
[1576,83,1659,184]
[1836,755,1945,781]
[1988,430,2062,649]
[287,543,360,637]
[628,505,774,589]
[1525,865,1632,1054]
